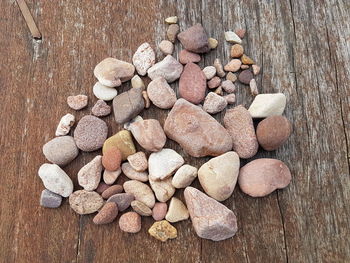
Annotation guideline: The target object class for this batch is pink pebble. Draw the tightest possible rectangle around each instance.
[152,202,168,221]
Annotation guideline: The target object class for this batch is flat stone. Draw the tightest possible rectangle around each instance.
[67,95,88,110]
[167,24,180,43]
[103,168,121,185]
[101,184,123,199]
[93,202,118,225]
[177,23,210,53]
[132,42,156,76]
[147,55,183,83]
[221,80,236,93]
[172,164,198,188]
[179,49,201,64]
[238,70,253,85]
[165,197,189,223]
[131,200,152,216]
[43,136,78,166]
[148,220,177,242]
[147,77,177,109]
[92,100,111,117]
[235,28,246,39]
[179,62,207,104]
[130,119,167,152]
[131,75,145,90]
[224,31,242,44]
[93,82,118,101]
[119,212,141,233]
[224,105,259,159]
[122,162,148,182]
[40,189,62,208]
[152,202,168,221]
[224,59,241,72]
[74,115,108,152]
[164,99,232,157]
[184,187,238,241]
[159,40,174,55]
[38,164,73,197]
[55,113,75,136]
[112,87,145,124]
[207,76,221,89]
[102,147,122,171]
[208,37,218,49]
[203,92,227,114]
[248,93,287,118]
[123,180,155,208]
[213,58,225,77]
[107,193,135,211]
[198,152,240,201]
[148,148,184,180]
[69,190,104,215]
[78,155,103,191]
[225,94,236,104]
[127,152,148,172]
[103,130,136,160]
[94,58,135,87]
[238,158,292,197]
[241,54,254,65]
[231,44,244,58]
[149,177,175,203]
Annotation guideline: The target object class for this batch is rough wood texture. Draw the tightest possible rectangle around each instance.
[0,0,349,262]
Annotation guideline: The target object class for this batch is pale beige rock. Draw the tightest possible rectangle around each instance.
[248,93,287,118]
[148,148,184,180]
[224,31,242,44]
[55,113,75,136]
[208,38,218,49]
[142,91,150,109]
[252,64,261,75]
[122,162,148,182]
[43,136,78,166]
[123,115,143,131]
[132,42,156,76]
[224,94,236,104]
[69,190,103,215]
[214,86,223,96]
[131,200,152,216]
[147,55,183,83]
[93,82,118,101]
[131,75,145,90]
[213,58,225,77]
[148,220,177,242]
[103,168,122,185]
[167,24,180,43]
[147,77,177,109]
[149,177,175,203]
[78,155,103,191]
[165,197,189,223]
[127,152,148,172]
[165,16,178,24]
[123,180,155,208]
[159,40,174,55]
[203,92,227,114]
[202,66,216,80]
[198,152,240,201]
[172,164,198,188]
[221,80,236,93]
[226,72,237,82]
[67,95,88,110]
[224,59,242,72]
[249,79,259,96]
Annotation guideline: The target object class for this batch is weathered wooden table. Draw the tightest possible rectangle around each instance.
[1,0,349,262]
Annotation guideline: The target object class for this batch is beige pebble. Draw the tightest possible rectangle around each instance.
[103,168,122,185]
[149,177,175,203]
[142,91,150,109]
[147,55,183,83]
[159,40,174,55]
[226,72,237,82]
[165,16,178,24]
[241,64,249,70]
[165,197,189,223]
[131,200,152,216]
[249,79,259,96]
[221,80,236,93]
[127,152,148,172]
[69,190,103,215]
[148,220,177,242]
[224,59,242,72]
[214,86,223,96]
[167,24,180,43]
[43,136,78,166]
[122,162,148,182]
[207,76,221,89]
[231,44,244,58]
[55,113,75,136]
[131,75,145,90]
[213,58,225,77]
[152,202,168,221]
[132,42,156,76]
[224,94,236,104]
[123,180,155,208]
[78,156,102,191]
[208,38,218,49]
[67,95,88,110]
[248,93,287,118]
[119,212,141,233]
[147,77,177,109]
[203,92,227,114]
[252,64,261,75]
[202,66,216,80]
[224,31,242,44]
[172,164,198,188]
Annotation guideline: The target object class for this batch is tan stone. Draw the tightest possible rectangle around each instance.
[103,130,136,160]
[148,220,177,242]
[165,197,189,223]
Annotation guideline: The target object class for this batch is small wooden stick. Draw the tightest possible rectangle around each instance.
[16,0,42,39]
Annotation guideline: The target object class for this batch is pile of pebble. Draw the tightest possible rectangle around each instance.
[38,16,292,242]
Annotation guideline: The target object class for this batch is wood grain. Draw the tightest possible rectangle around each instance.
[0,0,349,262]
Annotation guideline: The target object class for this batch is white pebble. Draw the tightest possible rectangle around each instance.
[172,164,198,188]
[55,113,75,136]
[248,93,286,118]
[131,75,145,90]
[165,16,178,24]
[159,40,174,55]
[224,31,242,44]
[202,66,216,80]
[93,81,118,101]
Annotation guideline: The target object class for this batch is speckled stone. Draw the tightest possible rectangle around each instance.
[119,212,141,233]
[43,136,78,166]
[203,92,227,114]
[78,155,103,191]
[152,202,168,221]
[67,95,88,110]
[132,42,156,76]
[127,152,148,172]
[177,23,210,53]
[92,100,111,117]
[179,50,201,64]
[147,77,177,109]
[147,55,183,83]
[69,190,104,215]
[148,220,177,242]
[93,202,118,225]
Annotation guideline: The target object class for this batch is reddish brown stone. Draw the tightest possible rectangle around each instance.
[238,70,254,85]
[93,202,118,225]
[177,23,210,53]
[101,184,123,199]
[179,50,201,64]
[102,147,122,171]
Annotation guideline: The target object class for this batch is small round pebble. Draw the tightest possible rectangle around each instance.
[119,212,141,233]
[147,77,177,109]
[107,193,135,211]
[165,16,177,24]
[67,95,88,110]
[203,92,228,114]
[69,190,104,215]
[42,136,79,166]
[231,44,244,58]
[40,189,62,208]
[207,76,221,89]
[202,66,216,80]
[238,70,254,85]
[179,50,201,64]
[167,24,180,43]
[152,202,168,221]
[172,164,198,188]
[131,200,153,216]
[159,40,174,55]
[93,202,118,225]
[102,184,123,199]
[208,38,218,49]
[102,147,122,171]
[252,64,261,75]
[224,59,241,72]
[224,94,236,104]
[103,168,121,185]
[226,72,237,82]
[127,152,148,172]
[93,82,118,101]
[74,115,108,152]
[221,80,236,93]
[91,100,111,117]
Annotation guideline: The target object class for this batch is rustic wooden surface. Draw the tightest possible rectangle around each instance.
[0,0,349,262]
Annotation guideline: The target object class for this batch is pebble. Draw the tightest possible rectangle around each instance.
[214,86,223,96]
[207,76,221,89]
[208,38,218,49]
[198,152,240,201]
[132,43,156,76]
[127,152,148,172]
[131,200,152,216]
[172,164,198,188]
[93,202,118,225]
[152,202,168,221]
[103,168,121,185]
[165,16,178,24]
[221,80,236,93]
[130,119,167,152]
[40,189,62,208]
[131,75,145,90]
[184,187,238,241]
[123,115,143,131]
[38,164,73,197]
[241,54,255,65]
[224,94,236,104]
[179,49,201,64]
[179,62,207,104]
[123,180,155,208]
[203,92,228,114]
[142,91,150,108]
[177,23,210,53]
[67,95,88,110]
[252,64,261,75]
[91,100,111,117]
[102,185,123,199]
[74,115,108,152]
[149,177,175,202]
[248,93,287,118]
[94,58,135,87]
[235,28,246,39]
[148,148,184,180]
[42,136,78,166]
[148,220,177,242]
[249,79,259,96]
[93,82,118,101]
[238,70,254,85]
[224,31,242,44]
[159,40,174,55]
[103,130,136,160]
[213,58,225,77]
[69,190,103,214]
[226,72,237,82]
[55,114,75,136]
[147,77,177,109]
[122,162,148,182]
[238,158,292,197]
[78,155,103,191]
[102,147,122,171]
[241,64,249,70]
[96,182,110,194]
[256,116,292,151]
[119,212,141,233]
[202,66,216,80]
[224,59,242,72]
[107,193,134,211]
[224,105,259,159]
[167,24,180,43]
[147,55,183,83]
[164,99,232,157]
[231,44,244,58]
[165,197,189,223]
